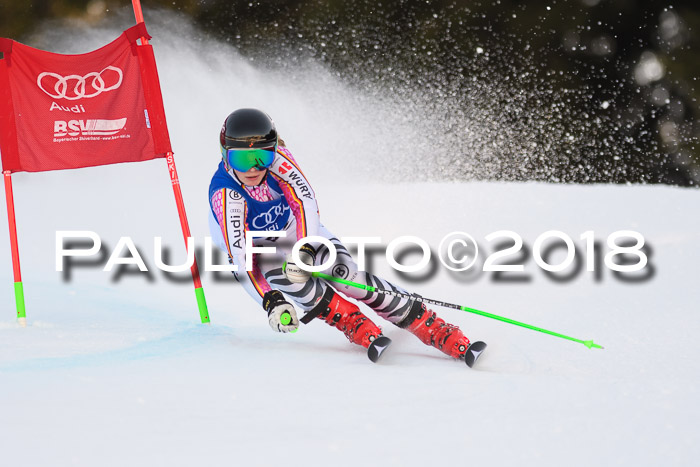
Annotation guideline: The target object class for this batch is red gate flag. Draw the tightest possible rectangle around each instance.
[1,14,210,326]
[0,23,171,173]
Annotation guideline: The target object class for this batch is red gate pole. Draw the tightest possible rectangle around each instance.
[3,171,26,327]
[131,0,210,323]
[132,0,148,41]
[165,153,209,324]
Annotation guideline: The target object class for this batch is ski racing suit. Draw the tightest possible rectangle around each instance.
[208,146,414,322]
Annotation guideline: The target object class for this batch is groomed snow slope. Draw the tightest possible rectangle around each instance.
[1,177,698,467]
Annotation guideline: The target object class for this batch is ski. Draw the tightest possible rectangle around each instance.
[464,341,487,368]
[367,335,392,363]
[366,336,485,366]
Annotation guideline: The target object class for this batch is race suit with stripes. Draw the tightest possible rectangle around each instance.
[208,146,413,322]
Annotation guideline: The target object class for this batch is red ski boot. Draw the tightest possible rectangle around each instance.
[305,287,383,349]
[397,300,471,359]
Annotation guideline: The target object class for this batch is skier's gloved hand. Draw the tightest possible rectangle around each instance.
[283,244,316,284]
[263,290,299,333]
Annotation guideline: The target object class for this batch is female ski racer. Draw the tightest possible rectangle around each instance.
[209,108,482,364]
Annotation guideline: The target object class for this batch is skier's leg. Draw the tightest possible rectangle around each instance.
[264,263,326,311]
[262,250,383,348]
[314,226,413,323]
[304,286,384,348]
[394,301,471,359]
[316,227,471,359]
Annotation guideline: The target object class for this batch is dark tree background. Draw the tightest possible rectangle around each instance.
[1,0,698,185]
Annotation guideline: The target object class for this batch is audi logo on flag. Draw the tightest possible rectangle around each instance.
[37,66,123,101]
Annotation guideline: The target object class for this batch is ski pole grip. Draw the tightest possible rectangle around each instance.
[280,311,297,333]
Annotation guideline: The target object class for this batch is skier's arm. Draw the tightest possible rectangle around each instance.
[210,188,273,307]
[268,147,321,242]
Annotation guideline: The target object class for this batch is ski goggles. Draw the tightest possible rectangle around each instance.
[222,145,276,172]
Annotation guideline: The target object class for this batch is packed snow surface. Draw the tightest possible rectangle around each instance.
[2,178,698,467]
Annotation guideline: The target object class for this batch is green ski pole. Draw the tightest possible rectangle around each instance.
[312,271,603,349]
[280,311,297,333]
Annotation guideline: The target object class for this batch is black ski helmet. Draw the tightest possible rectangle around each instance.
[220,108,278,150]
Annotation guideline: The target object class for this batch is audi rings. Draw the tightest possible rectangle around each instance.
[37,66,123,100]
[252,204,290,229]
